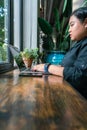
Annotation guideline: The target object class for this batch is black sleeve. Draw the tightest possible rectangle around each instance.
[63,43,87,87]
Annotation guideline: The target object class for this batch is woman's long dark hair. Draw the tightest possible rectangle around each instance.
[71,7,87,23]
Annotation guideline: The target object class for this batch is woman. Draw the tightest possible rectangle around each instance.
[33,7,87,98]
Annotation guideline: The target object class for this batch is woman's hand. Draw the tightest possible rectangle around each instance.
[32,64,64,77]
[32,64,45,72]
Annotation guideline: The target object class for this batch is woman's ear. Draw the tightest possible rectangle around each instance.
[84,18,87,28]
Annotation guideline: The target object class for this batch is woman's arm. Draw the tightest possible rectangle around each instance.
[48,65,64,77]
[32,64,64,77]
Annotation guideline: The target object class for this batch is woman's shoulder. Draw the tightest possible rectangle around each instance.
[73,37,87,49]
[78,37,87,49]
[80,37,87,45]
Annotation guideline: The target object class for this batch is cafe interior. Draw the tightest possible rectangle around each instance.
[0,0,87,130]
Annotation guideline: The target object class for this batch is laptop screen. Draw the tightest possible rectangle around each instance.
[7,44,26,70]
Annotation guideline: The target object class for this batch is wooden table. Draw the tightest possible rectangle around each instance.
[0,69,87,130]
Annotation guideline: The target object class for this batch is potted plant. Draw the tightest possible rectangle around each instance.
[20,48,38,68]
[38,0,72,64]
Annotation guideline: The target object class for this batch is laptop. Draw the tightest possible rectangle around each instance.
[7,44,49,77]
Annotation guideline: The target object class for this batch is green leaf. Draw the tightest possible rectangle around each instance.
[38,17,53,35]
[63,0,72,17]
[63,0,68,13]
[54,8,60,32]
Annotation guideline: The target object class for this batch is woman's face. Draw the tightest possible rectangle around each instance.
[69,15,87,41]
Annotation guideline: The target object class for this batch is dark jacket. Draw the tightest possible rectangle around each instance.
[61,37,87,99]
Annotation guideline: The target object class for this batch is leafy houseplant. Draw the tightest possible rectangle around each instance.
[38,0,72,64]
[38,9,71,52]
[20,48,38,68]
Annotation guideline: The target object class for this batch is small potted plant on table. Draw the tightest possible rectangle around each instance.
[20,48,38,68]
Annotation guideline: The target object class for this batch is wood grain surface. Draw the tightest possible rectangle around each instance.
[0,69,87,130]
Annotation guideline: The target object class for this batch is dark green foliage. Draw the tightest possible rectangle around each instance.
[38,12,70,51]
[0,43,7,61]
[15,54,24,68]
[38,17,53,36]
[63,0,72,17]
[42,36,54,51]
[54,8,60,32]
[38,0,72,52]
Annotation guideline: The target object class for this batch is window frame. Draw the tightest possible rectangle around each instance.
[0,0,15,74]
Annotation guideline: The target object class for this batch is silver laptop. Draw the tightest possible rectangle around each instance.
[7,44,50,77]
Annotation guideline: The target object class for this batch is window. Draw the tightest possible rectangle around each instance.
[0,0,40,73]
[0,0,14,73]
[0,0,8,62]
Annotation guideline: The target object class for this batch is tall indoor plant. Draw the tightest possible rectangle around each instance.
[38,0,72,64]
